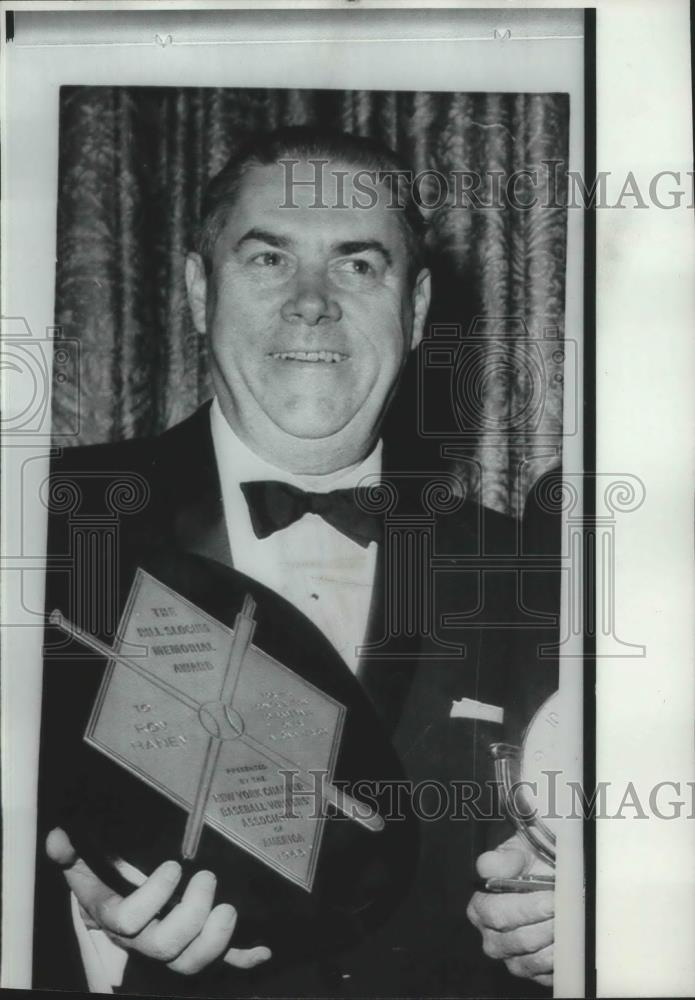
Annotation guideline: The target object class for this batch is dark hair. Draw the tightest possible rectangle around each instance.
[197,125,428,282]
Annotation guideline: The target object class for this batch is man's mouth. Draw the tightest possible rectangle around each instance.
[269,350,348,363]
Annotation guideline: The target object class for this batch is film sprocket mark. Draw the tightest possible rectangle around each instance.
[487,692,558,893]
[51,569,383,893]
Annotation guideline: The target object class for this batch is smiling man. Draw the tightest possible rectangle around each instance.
[37,127,555,998]
[187,141,430,473]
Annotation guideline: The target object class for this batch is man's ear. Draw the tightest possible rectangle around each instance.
[185,253,208,334]
[409,268,431,351]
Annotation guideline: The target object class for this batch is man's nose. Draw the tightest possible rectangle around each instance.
[280,271,341,326]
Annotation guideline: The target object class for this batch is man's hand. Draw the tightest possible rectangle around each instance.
[46,828,272,976]
[466,834,554,988]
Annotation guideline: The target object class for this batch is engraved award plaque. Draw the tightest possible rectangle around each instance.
[487,692,558,893]
[51,562,418,964]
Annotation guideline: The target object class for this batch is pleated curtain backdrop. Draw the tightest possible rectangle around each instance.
[53,86,569,516]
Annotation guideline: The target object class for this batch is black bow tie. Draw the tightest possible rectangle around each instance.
[240,480,382,549]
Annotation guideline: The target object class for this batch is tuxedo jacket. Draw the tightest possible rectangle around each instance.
[34,403,558,998]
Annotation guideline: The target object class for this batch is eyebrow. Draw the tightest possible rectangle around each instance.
[235,228,291,251]
[235,230,393,266]
[333,240,393,267]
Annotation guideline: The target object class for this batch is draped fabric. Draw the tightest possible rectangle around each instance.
[53,87,569,517]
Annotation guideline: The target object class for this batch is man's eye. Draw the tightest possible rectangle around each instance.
[336,258,377,277]
[251,251,285,267]
[349,259,374,275]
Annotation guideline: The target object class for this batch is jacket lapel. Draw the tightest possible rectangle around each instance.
[153,402,234,570]
[355,449,443,734]
[174,492,233,569]
[356,535,422,734]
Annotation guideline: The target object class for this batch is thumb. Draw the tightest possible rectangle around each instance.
[476,835,529,879]
[45,828,119,914]
[46,827,78,868]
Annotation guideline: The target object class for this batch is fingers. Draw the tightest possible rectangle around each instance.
[47,826,185,939]
[166,903,237,974]
[478,918,554,960]
[47,830,128,926]
[224,945,272,971]
[475,832,542,880]
[46,829,121,933]
[467,889,554,932]
[94,860,182,937]
[47,830,272,977]
[166,903,271,975]
[505,944,554,983]
[467,886,554,986]
[476,845,527,880]
[129,870,218,963]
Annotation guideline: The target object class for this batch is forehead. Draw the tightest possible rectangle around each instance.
[220,158,409,252]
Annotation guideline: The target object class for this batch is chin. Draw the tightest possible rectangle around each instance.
[273,405,359,441]
[278,420,350,441]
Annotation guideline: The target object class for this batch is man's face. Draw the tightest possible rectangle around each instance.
[186,158,430,472]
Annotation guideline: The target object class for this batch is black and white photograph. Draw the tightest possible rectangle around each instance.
[37,82,572,997]
[1,3,692,999]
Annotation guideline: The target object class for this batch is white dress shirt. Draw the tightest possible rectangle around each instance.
[210,397,380,674]
[74,398,382,990]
